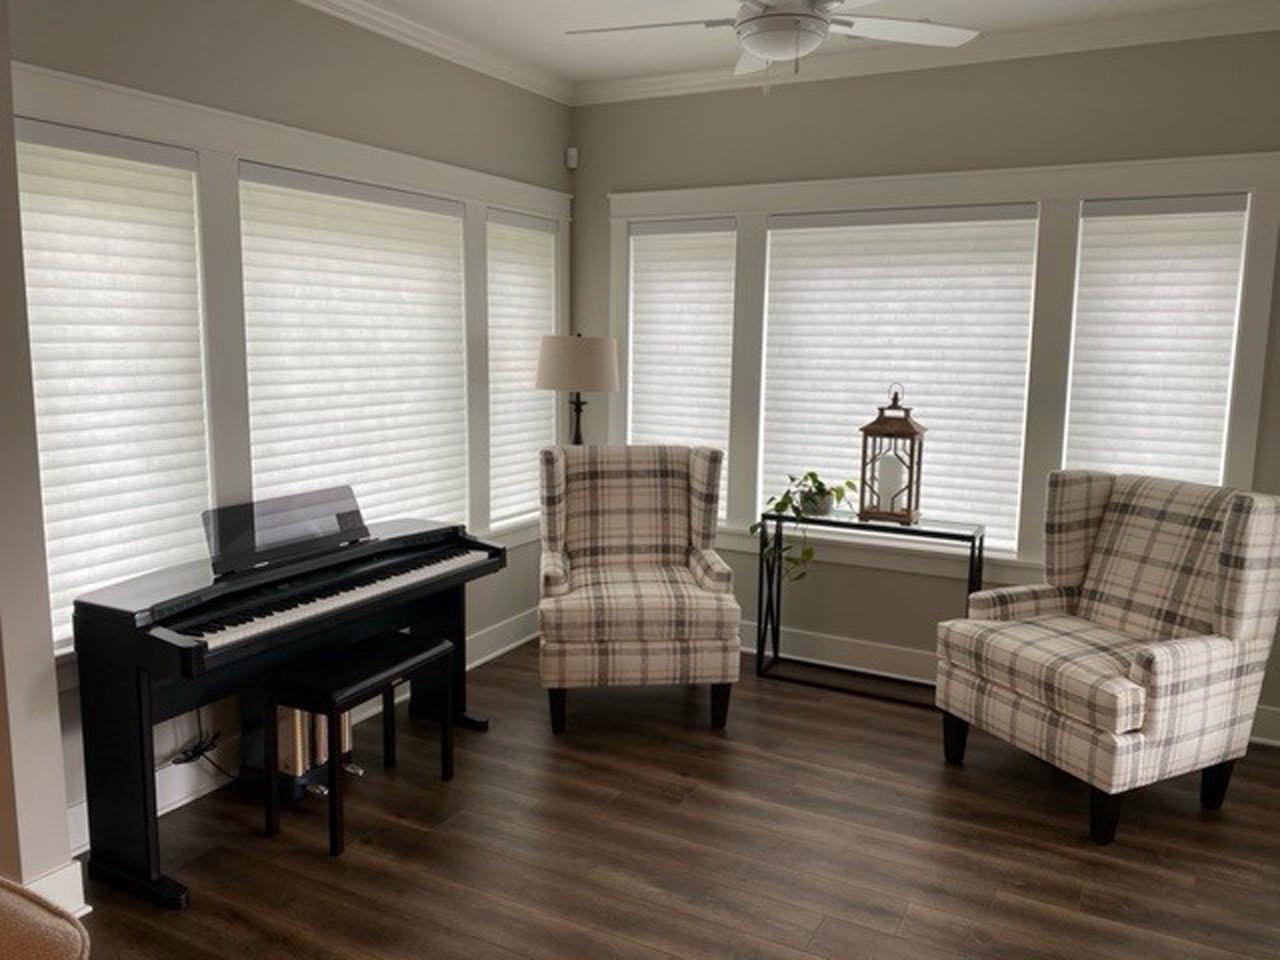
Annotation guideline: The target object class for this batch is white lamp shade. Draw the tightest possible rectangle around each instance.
[535,335,620,393]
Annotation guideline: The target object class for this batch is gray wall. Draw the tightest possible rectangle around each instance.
[8,0,572,193]
[569,31,1280,714]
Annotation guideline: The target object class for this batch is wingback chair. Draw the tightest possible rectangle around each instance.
[936,471,1280,843]
[537,445,741,732]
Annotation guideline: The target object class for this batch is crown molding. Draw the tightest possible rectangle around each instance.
[292,0,1280,107]
[573,0,1280,104]
[291,0,574,104]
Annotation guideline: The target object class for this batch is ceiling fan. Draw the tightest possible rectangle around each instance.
[567,1,980,76]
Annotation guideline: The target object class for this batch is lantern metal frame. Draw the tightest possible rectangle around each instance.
[858,386,926,525]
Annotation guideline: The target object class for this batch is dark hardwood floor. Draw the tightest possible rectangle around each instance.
[84,642,1280,959]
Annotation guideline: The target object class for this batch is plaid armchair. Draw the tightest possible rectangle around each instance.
[537,445,741,732]
[936,471,1280,843]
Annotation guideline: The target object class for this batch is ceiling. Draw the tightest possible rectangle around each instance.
[294,0,1280,103]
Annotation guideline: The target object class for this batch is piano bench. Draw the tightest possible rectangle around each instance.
[263,634,455,857]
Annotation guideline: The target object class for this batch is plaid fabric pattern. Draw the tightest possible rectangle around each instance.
[1045,471,1113,587]
[967,584,1077,620]
[541,565,740,645]
[938,615,1146,734]
[689,447,722,550]
[538,445,740,690]
[937,660,1144,793]
[539,447,568,554]
[689,548,733,594]
[541,638,740,689]
[540,550,570,597]
[1216,493,1280,642]
[1078,475,1234,639]
[562,445,691,568]
[937,472,1280,794]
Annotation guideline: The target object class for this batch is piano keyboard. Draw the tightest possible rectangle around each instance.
[181,549,492,651]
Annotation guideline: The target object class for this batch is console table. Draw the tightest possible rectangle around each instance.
[755,510,985,701]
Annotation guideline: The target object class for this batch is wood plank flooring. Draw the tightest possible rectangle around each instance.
[83,642,1280,959]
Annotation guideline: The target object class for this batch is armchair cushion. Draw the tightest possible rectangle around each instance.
[937,614,1147,734]
[540,565,739,647]
[967,584,1076,621]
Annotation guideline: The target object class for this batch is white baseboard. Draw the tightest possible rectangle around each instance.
[740,619,935,686]
[1252,705,1280,746]
[740,620,1280,747]
[67,609,541,858]
[25,857,89,918]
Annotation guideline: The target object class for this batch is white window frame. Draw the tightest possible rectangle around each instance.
[484,207,565,531]
[609,154,1280,583]
[12,64,571,663]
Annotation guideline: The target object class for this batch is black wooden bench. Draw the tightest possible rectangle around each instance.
[263,634,454,855]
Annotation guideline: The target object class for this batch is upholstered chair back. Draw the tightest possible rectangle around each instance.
[1046,471,1280,647]
[540,445,723,570]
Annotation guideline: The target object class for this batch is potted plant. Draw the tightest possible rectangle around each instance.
[749,472,857,581]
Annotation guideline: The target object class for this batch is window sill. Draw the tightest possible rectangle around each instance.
[485,517,542,549]
[714,522,1041,586]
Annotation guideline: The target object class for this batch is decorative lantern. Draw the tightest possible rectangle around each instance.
[858,384,926,525]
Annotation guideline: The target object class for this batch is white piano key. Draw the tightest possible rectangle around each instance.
[198,549,491,651]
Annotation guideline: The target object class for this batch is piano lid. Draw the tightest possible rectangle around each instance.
[73,516,463,627]
[203,486,369,578]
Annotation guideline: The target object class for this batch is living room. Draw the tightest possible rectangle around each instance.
[1,1,1279,957]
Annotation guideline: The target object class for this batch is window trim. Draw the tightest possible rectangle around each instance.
[14,62,571,551]
[609,152,1280,572]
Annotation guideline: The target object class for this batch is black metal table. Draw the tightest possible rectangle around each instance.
[755,510,985,700]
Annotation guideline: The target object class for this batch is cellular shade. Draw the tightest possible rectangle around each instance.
[1066,201,1246,484]
[240,175,467,523]
[488,217,557,526]
[16,140,211,647]
[628,227,736,516]
[763,215,1038,549]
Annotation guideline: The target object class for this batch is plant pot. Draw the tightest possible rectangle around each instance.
[800,492,834,516]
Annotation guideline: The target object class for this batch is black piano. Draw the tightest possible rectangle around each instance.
[73,487,505,908]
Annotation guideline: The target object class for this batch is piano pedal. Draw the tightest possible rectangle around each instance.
[342,762,366,778]
[306,783,330,798]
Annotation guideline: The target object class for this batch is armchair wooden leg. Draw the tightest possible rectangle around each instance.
[1089,787,1123,844]
[942,712,969,766]
[710,683,731,729]
[548,688,567,734]
[1201,760,1235,810]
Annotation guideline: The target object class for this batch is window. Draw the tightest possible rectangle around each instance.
[763,211,1038,549]
[487,213,557,527]
[240,167,467,523]
[1065,198,1247,483]
[628,224,736,514]
[16,137,210,646]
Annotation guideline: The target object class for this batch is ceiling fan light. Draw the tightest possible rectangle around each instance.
[737,15,828,61]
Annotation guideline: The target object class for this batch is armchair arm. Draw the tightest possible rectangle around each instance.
[1126,635,1262,741]
[966,584,1077,621]
[541,550,571,598]
[689,547,733,594]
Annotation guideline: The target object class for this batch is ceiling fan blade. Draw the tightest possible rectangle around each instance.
[734,51,769,75]
[829,16,979,48]
[566,18,733,36]
[815,1,884,11]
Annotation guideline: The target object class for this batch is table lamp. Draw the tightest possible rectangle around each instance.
[535,334,620,445]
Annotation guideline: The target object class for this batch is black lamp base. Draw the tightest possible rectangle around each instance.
[568,391,586,445]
